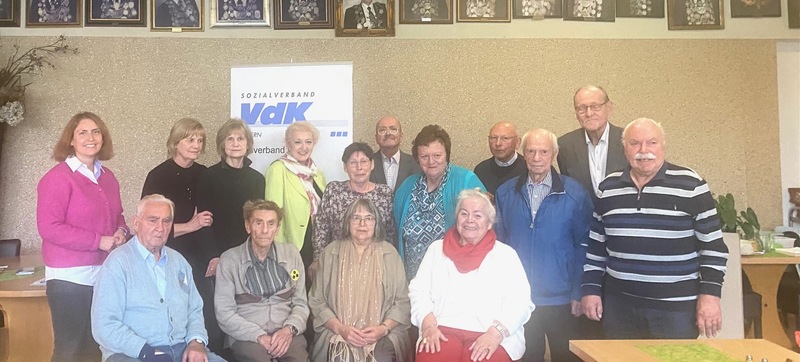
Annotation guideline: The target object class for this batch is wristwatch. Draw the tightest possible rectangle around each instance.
[286,324,299,336]
[492,323,510,338]
[192,338,206,346]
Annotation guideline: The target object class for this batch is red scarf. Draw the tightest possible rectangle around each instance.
[442,227,496,273]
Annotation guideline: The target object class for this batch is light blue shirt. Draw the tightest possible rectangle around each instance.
[526,171,552,221]
[133,239,168,299]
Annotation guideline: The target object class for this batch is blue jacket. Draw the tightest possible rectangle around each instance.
[494,167,593,306]
[394,164,485,259]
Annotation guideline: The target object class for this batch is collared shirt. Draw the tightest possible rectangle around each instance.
[526,171,552,221]
[494,152,518,168]
[44,156,107,285]
[382,150,400,190]
[361,2,376,27]
[133,238,168,299]
[245,240,289,298]
[584,123,610,198]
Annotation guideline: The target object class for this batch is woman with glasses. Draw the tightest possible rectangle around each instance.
[309,198,412,362]
[310,142,395,281]
[394,124,485,280]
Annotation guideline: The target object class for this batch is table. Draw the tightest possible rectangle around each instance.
[570,338,800,362]
[742,252,800,349]
[0,255,51,362]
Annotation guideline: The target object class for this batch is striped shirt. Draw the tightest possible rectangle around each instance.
[246,241,290,298]
[582,162,728,309]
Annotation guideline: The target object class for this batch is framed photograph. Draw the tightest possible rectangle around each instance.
[400,0,453,23]
[512,0,562,18]
[26,0,81,26]
[210,0,269,26]
[85,0,147,26]
[0,0,20,26]
[616,0,663,17]
[730,0,779,17]
[456,0,511,21]
[790,0,800,28]
[273,0,333,29]
[667,0,722,29]
[334,0,394,36]
[564,0,615,21]
[151,0,203,30]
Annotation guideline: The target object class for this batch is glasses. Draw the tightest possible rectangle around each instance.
[488,136,516,143]
[575,101,608,115]
[377,127,399,135]
[347,159,372,168]
[350,215,376,224]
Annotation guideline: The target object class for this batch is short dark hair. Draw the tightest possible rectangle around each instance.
[412,124,451,163]
[53,112,114,162]
[341,142,374,163]
[242,199,284,224]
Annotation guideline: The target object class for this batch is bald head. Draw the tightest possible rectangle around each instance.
[487,121,521,162]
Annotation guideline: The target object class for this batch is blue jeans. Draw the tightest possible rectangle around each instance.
[602,292,699,339]
[106,343,227,362]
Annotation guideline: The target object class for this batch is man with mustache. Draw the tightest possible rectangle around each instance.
[370,116,421,191]
[581,118,729,340]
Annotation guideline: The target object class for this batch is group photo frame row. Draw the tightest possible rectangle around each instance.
[0,0,795,29]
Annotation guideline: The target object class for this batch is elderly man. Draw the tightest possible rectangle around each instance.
[557,85,628,199]
[370,116,421,191]
[495,129,593,362]
[92,194,225,362]
[473,121,527,196]
[214,200,308,362]
[582,118,728,339]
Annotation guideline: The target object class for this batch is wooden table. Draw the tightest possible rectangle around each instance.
[742,253,800,349]
[570,338,800,362]
[0,255,51,362]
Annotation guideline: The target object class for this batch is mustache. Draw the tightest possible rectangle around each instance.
[634,152,656,160]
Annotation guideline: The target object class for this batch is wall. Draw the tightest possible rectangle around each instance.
[0,37,785,253]
[778,40,800,226]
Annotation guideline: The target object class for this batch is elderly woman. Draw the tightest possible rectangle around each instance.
[409,189,534,362]
[311,142,395,277]
[196,118,266,352]
[264,121,326,268]
[394,124,485,279]
[309,198,412,362]
[37,112,128,362]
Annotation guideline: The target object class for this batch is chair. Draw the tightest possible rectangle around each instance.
[742,271,763,338]
[777,232,799,329]
[0,239,21,258]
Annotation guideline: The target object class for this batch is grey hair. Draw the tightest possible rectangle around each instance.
[520,128,559,154]
[137,194,175,219]
[339,198,386,243]
[622,118,666,144]
[456,188,496,225]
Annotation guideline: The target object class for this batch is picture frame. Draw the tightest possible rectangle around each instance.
[150,0,203,30]
[790,0,800,28]
[563,0,615,21]
[210,0,269,26]
[399,0,453,23]
[273,0,333,29]
[667,0,723,29]
[456,0,511,21]
[729,0,779,17]
[334,0,394,37]
[511,0,562,18]
[26,0,81,26]
[616,0,663,17]
[0,0,20,26]
[85,0,147,26]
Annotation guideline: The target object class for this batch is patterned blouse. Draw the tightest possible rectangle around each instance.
[401,166,449,280]
[312,181,396,260]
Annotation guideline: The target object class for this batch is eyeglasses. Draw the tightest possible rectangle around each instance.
[488,136,516,143]
[350,215,376,224]
[347,159,372,168]
[575,101,609,115]
[377,127,399,135]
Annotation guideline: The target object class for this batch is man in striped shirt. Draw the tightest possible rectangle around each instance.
[581,118,728,339]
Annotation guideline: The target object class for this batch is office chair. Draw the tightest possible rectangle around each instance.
[0,239,20,258]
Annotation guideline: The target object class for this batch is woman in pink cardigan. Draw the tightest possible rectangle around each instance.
[36,112,129,362]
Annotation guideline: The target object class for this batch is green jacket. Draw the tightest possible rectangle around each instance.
[264,160,326,251]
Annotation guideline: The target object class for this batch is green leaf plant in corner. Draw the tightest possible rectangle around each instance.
[714,193,761,241]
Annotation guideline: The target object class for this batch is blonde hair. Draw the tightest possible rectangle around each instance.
[166,118,206,158]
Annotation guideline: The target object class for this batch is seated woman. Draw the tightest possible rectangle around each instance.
[309,199,412,362]
[409,189,534,362]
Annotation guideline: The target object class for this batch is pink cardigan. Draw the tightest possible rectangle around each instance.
[36,162,128,268]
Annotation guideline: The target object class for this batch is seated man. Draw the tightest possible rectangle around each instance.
[92,194,225,362]
[214,199,309,362]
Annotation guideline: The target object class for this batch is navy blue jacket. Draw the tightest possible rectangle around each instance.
[494,167,593,306]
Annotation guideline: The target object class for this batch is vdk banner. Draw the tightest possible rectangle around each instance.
[230,62,353,182]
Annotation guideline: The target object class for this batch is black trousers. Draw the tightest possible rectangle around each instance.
[47,279,101,362]
[523,304,581,362]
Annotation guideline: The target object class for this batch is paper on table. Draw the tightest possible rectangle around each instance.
[30,278,46,286]
[775,247,800,256]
